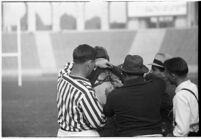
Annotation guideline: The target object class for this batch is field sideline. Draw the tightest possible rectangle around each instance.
[2,73,198,137]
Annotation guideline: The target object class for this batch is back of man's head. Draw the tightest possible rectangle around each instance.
[164,57,188,77]
[94,46,110,61]
[73,44,96,63]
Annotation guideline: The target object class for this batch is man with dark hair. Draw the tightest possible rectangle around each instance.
[103,55,166,136]
[57,44,106,137]
[147,53,176,136]
[86,46,124,137]
[88,46,124,105]
[164,57,199,137]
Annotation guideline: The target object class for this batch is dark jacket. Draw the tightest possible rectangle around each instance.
[103,74,166,136]
[146,73,176,136]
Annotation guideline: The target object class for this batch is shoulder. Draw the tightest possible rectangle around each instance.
[188,82,198,94]
[176,80,198,98]
[76,81,99,101]
[64,76,93,95]
[78,80,94,92]
[174,90,190,104]
[146,73,166,86]
[145,73,161,80]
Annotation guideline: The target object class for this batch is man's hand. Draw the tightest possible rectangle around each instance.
[95,58,112,68]
[112,79,123,88]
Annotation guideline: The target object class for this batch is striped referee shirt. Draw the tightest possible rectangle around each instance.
[57,62,106,131]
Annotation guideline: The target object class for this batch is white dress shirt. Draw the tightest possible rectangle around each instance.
[173,80,199,136]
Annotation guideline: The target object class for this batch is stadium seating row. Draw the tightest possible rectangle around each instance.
[2,27,198,75]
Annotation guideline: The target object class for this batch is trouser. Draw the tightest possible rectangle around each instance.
[57,128,100,137]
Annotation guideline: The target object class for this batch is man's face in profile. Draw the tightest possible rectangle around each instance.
[151,66,165,78]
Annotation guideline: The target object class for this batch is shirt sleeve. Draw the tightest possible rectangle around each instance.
[173,93,191,136]
[79,89,106,129]
[58,62,73,79]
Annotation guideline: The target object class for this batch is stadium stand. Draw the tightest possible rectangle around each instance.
[159,27,198,65]
[2,27,198,76]
[128,29,166,66]
[2,32,41,75]
[50,31,136,68]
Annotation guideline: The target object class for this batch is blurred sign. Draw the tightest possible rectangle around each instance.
[128,2,187,17]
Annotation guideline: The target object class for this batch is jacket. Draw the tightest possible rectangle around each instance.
[103,74,166,136]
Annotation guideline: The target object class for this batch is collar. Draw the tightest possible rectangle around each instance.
[123,76,151,87]
[69,74,90,83]
[175,80,191,93]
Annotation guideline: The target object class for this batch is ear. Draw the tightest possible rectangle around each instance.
[86,60,91,65]
[85,60,92,69]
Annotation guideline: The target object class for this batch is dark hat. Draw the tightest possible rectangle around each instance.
[95,46,110,61]
[148,53,172,68]
[120,55,148,74]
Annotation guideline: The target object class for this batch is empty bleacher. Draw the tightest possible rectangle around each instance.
[2,27,198,76]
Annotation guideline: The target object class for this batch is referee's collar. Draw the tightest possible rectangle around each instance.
[69,74,90,83]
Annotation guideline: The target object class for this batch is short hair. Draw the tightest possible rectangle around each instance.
[164,57,188,77]
[73,44,96,63]
[94,46,110,61]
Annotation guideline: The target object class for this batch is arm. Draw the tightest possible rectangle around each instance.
[173,94,191,136]
[58,62,73,79]
[95,58,112,68]
[160,92,173,117]
[57,62,73,92]
[79,90,106,129]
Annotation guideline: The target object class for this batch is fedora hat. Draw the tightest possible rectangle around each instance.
[120,55,148,74]
[149,53,172,68]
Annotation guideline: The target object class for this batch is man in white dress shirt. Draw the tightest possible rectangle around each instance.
[164,57,199,136]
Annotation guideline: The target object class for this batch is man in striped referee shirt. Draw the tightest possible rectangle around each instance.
[57,44,106,137]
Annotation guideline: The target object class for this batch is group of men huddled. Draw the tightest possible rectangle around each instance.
[56,44,199,137]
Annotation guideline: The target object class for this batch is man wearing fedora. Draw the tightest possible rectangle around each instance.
[147,53,176,136]
[103,55,166,136]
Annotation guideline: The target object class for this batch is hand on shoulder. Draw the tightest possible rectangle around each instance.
[95,58,113,68]
[112,79,123,88]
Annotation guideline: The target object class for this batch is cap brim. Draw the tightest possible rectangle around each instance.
[148,63,164,68]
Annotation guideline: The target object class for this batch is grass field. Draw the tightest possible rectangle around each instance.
[2,75,58,137]
[1,73,198,137]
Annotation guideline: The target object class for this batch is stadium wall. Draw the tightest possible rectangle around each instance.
[2,27,198,76]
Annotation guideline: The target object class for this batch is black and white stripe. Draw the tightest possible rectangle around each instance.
[58,62,73,80]
[57,71,106,131]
